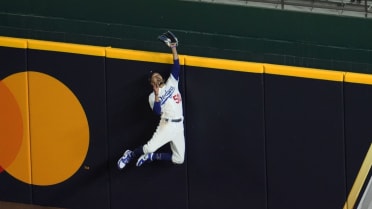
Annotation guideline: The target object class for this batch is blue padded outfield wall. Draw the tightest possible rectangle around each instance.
[0,37,372,209]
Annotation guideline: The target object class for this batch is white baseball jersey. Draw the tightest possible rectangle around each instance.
[148,74,183,119]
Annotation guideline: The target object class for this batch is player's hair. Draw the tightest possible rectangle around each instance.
[148,71,159,82]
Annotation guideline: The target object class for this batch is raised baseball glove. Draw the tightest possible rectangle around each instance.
[158,31,178,47]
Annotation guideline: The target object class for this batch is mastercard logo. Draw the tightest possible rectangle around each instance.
[0,71,89,186]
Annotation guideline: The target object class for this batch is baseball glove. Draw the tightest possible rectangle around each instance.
[158,31,178,47]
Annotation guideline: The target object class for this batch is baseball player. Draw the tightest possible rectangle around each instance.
[117,31,185,169]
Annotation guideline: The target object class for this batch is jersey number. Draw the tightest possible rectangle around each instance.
[173,94,181,104]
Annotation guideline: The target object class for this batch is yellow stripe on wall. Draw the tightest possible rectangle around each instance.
[27,39,106,57]
[264,64,345,82]
[4,36,372,85]
[0,36,27,49]
[106,47,185,65]
[345,72,372,85]
[184,55,264,73]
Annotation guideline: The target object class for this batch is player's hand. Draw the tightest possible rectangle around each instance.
[169,43,177,48]
[153,83,159,96]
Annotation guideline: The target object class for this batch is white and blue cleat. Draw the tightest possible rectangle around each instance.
[117,150,133,170]
[136,153,154,167]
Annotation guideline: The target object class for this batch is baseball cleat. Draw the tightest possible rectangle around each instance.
[136,153,154,167]
[117,150,133,170]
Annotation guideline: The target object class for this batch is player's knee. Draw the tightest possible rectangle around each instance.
[143,144,156,154]
[172,155,184,164]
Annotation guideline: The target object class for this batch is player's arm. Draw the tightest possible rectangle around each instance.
[158,31,180,80]
[171,44,179,60]
[152,84,161,115]
[149,95,161,115]
[170,43,180,80]
[153,101,161,115]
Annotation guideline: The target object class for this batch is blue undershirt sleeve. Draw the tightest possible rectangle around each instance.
[153,101,161,115]
[170,59,180,80]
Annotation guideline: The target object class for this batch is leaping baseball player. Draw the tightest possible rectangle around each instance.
[117,31,185,169]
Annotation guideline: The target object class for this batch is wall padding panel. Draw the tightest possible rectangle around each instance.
[106,48,189,209]
[26,40,109,209]
[265,64,346,209]
[185,57,267,209]
[344,73,372,209]
[0,37,31,205]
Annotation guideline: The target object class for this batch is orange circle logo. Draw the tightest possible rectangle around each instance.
[0,71,89,186]
[0,80,23,171]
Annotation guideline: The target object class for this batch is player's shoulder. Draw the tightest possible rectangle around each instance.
[168,73,179,82]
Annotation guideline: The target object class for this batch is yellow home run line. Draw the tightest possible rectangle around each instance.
[1,36,372,84]
[264,64,345,82]
[106,47,181,65]
[184,55,264,73]
[27,39,106,57]
[344,72,372,85]
[0,36,27,48]
[343,143,372,209]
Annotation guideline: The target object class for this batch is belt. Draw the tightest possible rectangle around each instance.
[163,118,183,122]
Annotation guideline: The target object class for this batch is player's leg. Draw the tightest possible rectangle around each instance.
[136,143,172,167]
[136,152,173,167]
[137,123,185,166]
[139,125,185,166]
[117,146,146,170]
[136,121,174,166]
[169,125,185,164]
[118,121,168,169]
